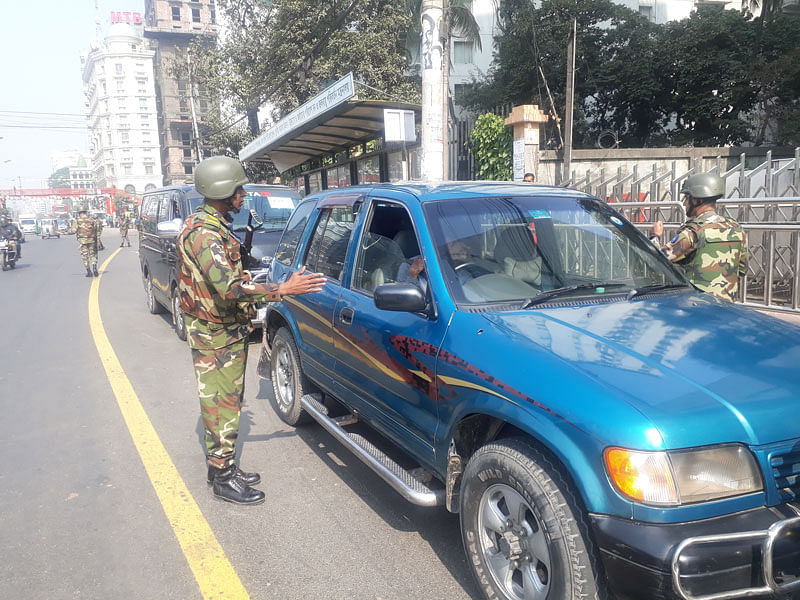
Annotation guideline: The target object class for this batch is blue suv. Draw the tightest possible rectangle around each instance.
[261,183,800,600]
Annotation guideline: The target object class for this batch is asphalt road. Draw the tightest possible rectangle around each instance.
[0,230,479,600]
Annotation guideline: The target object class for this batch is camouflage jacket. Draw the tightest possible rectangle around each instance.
[177,203,281,350]
[118,213,130,228]
[76,215,97,244]
[658,209,748,301]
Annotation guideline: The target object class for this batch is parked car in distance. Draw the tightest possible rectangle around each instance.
[260,182,800,600]
[139,184,301,340]
[40,217,61,239]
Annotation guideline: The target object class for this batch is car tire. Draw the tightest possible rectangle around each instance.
[171,286,187,341]
[270,327,313,426]
[460,438,604,600]
[145,274,165,314]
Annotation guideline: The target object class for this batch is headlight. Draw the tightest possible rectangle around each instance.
[604,444,763,506]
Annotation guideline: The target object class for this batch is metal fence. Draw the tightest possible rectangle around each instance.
[612,199,800,313]
[564,148,800,202]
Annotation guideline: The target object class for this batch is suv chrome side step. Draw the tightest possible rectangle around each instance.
[300,395,445,507]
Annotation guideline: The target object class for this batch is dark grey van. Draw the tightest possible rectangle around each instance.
[138,184,301,339]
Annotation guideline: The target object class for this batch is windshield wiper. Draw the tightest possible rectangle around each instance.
[626,282,690,300]
[522,283,628,308]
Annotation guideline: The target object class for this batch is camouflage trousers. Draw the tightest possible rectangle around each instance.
[79,242,97,268]
[191,338,249,469]
[119,226,129,244]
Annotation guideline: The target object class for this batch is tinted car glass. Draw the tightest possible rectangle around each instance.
[303,207,356,281]
[275,201,315,266]
[230,185,301,232]
[423,195,684,305]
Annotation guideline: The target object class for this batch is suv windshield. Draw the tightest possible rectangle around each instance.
[230,185,300,232]
[423,195,686,306]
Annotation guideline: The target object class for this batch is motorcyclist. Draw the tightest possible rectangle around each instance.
[0,216,22,260]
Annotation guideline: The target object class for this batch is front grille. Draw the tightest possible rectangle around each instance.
[771,448,800,502]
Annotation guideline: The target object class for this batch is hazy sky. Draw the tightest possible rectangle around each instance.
[0,0,142,190]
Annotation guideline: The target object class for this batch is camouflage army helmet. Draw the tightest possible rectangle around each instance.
[195,156,249,201]
[681,172,724,201]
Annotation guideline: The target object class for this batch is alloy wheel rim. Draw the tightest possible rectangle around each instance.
[173,293,184,332]
[477,483,552,600]
[274,346,294,410]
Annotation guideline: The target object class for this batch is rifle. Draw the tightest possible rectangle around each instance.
[241,208,263,269]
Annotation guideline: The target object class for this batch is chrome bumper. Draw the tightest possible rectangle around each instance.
[672,516,800,600]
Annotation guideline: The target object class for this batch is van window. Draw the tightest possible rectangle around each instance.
[274,201,315,266]
[141,194,160,230]
[303,207,356,282]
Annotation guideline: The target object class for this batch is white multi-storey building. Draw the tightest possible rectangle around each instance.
[81,23,163,195]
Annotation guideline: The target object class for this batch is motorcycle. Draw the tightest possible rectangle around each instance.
[0,235,18,270]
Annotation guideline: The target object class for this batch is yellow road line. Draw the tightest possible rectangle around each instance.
[88,249,249,600]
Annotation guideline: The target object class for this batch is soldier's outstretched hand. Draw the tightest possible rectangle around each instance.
[279,266,326,296]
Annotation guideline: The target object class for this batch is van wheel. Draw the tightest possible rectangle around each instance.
[171,287,187,340]
[460,438,603,600]
[270,328,312,426]
[145,275,164,314]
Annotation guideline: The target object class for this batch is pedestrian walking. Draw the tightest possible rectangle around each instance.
[177,155,326,506]
[118,211,131,247]
[76,210,98,277]
[651,172,748,301]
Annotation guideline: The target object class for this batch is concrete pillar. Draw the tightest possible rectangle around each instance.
[505,105,548,182]
[421,0,444,181]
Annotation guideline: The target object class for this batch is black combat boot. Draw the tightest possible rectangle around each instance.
[211,465,265,505]
[86,268,92,277]
[92,265,99,277]
[207,464,261,486]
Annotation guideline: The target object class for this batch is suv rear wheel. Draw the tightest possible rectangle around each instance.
[171,286,187,340]
[460,438,603,600]
[270,328,312,426]
[145,273,164,314]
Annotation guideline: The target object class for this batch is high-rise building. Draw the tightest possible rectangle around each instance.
[81,23,163,195]
[143,0,217,185]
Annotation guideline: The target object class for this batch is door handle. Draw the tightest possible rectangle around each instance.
[339,307,354,325]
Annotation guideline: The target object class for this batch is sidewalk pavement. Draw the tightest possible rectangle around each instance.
[753,307,800,327]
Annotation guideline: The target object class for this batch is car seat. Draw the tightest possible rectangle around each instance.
[358,233,406,291]
[393,229,420,259]
[494,226,543,286]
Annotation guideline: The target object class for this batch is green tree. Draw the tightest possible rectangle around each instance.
[48,167,70,188]
[469,113,512,180]
[660,7,758,146]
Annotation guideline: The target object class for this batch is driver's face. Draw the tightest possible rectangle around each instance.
[230,187,245,214]
[449,241,469,262]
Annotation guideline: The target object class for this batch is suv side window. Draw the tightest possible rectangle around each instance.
[275,201,315,266]
[141,194,160,231]
[303,207,356,282]
[157,193,172,223]
[353,200,423,292]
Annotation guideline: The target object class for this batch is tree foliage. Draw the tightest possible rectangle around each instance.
[469,113,512,180]
[461,1,800,148]
[191,0,419,161]
[48,167,70,188]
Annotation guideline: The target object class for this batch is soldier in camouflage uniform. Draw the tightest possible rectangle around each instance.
[177,155,326,505]
[95,215,105,251]
[652,172,748,301]
[76,210,99,277]
[118,210,131,247]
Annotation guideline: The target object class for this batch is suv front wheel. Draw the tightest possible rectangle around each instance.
[460,438,603,600]
[270,328,312,426]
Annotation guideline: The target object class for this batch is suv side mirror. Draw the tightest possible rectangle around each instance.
[156,217,183,237]
[374,283,427,313]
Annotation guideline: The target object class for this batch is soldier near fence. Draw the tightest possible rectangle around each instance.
[177,155,326,506]
[652,172,748,302]
[118,211,131,247]
[76,210,98,277]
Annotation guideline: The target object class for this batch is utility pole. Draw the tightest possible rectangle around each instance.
[421,0,444,181]
[441,0,450,181]
[186,50,204,163]
[563,18,577,184]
